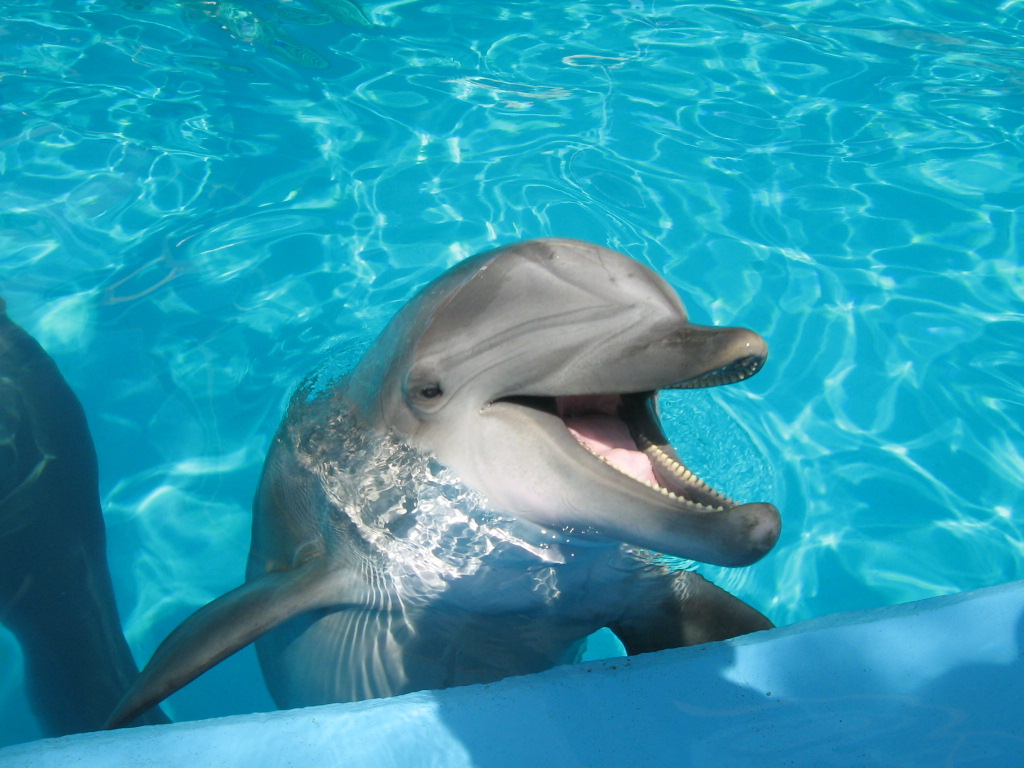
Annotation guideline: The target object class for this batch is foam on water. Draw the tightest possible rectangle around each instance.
[1,0,1023,747]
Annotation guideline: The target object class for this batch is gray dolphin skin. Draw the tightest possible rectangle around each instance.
[0,299,169,736]
[106,237,781,727]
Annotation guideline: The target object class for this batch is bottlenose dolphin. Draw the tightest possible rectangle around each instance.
[107,237,780,726]
[0,299,169,735]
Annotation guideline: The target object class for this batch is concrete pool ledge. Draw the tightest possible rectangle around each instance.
[2,580,1022,767]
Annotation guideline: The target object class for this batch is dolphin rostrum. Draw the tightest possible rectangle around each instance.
[106,237,781,726]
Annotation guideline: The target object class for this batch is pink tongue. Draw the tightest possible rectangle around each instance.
[563,414,659,486]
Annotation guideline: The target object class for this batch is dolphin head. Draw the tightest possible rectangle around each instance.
[346,238,780,567]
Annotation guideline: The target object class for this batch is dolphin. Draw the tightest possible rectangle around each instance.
[106,237,781,726]
[0,299,169,735]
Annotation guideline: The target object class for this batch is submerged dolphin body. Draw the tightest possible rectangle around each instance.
[107,238,781,726]
[0,300,169,736]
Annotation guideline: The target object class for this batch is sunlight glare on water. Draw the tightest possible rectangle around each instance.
[1,0,1023,746]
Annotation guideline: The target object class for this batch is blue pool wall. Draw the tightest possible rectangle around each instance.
[2,580,1021,768]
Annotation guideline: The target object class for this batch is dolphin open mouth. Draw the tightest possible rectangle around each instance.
[563,354,766,512]
[503,355,766,515]
[557,392,733,511]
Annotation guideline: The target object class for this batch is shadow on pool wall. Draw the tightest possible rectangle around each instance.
[429,597,1024,766]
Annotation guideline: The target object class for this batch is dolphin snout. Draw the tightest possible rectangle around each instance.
[681,324,766,364]
[725,502,781,567]
[747,501,782,558]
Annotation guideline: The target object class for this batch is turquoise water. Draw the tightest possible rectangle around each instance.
[2,0,1023,747]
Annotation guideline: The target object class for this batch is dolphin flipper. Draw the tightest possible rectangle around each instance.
[609,569,772,654]
[105,556,376,729]
[0,299,170,735]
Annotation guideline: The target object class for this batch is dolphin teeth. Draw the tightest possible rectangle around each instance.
[557,391,738,511]
[576,432,733,511]
[586,447,681,502]
[636,435,736,509]
[673,355,766,390]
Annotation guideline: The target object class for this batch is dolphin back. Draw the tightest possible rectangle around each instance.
[0,299,169,735]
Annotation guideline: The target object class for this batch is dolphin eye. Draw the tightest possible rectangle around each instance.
[404,368,445,414]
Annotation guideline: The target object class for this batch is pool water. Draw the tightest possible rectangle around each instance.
[2,0,1023,747]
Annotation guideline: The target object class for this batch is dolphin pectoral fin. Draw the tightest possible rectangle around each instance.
[105,557,350,729]
[609,569,772,655]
